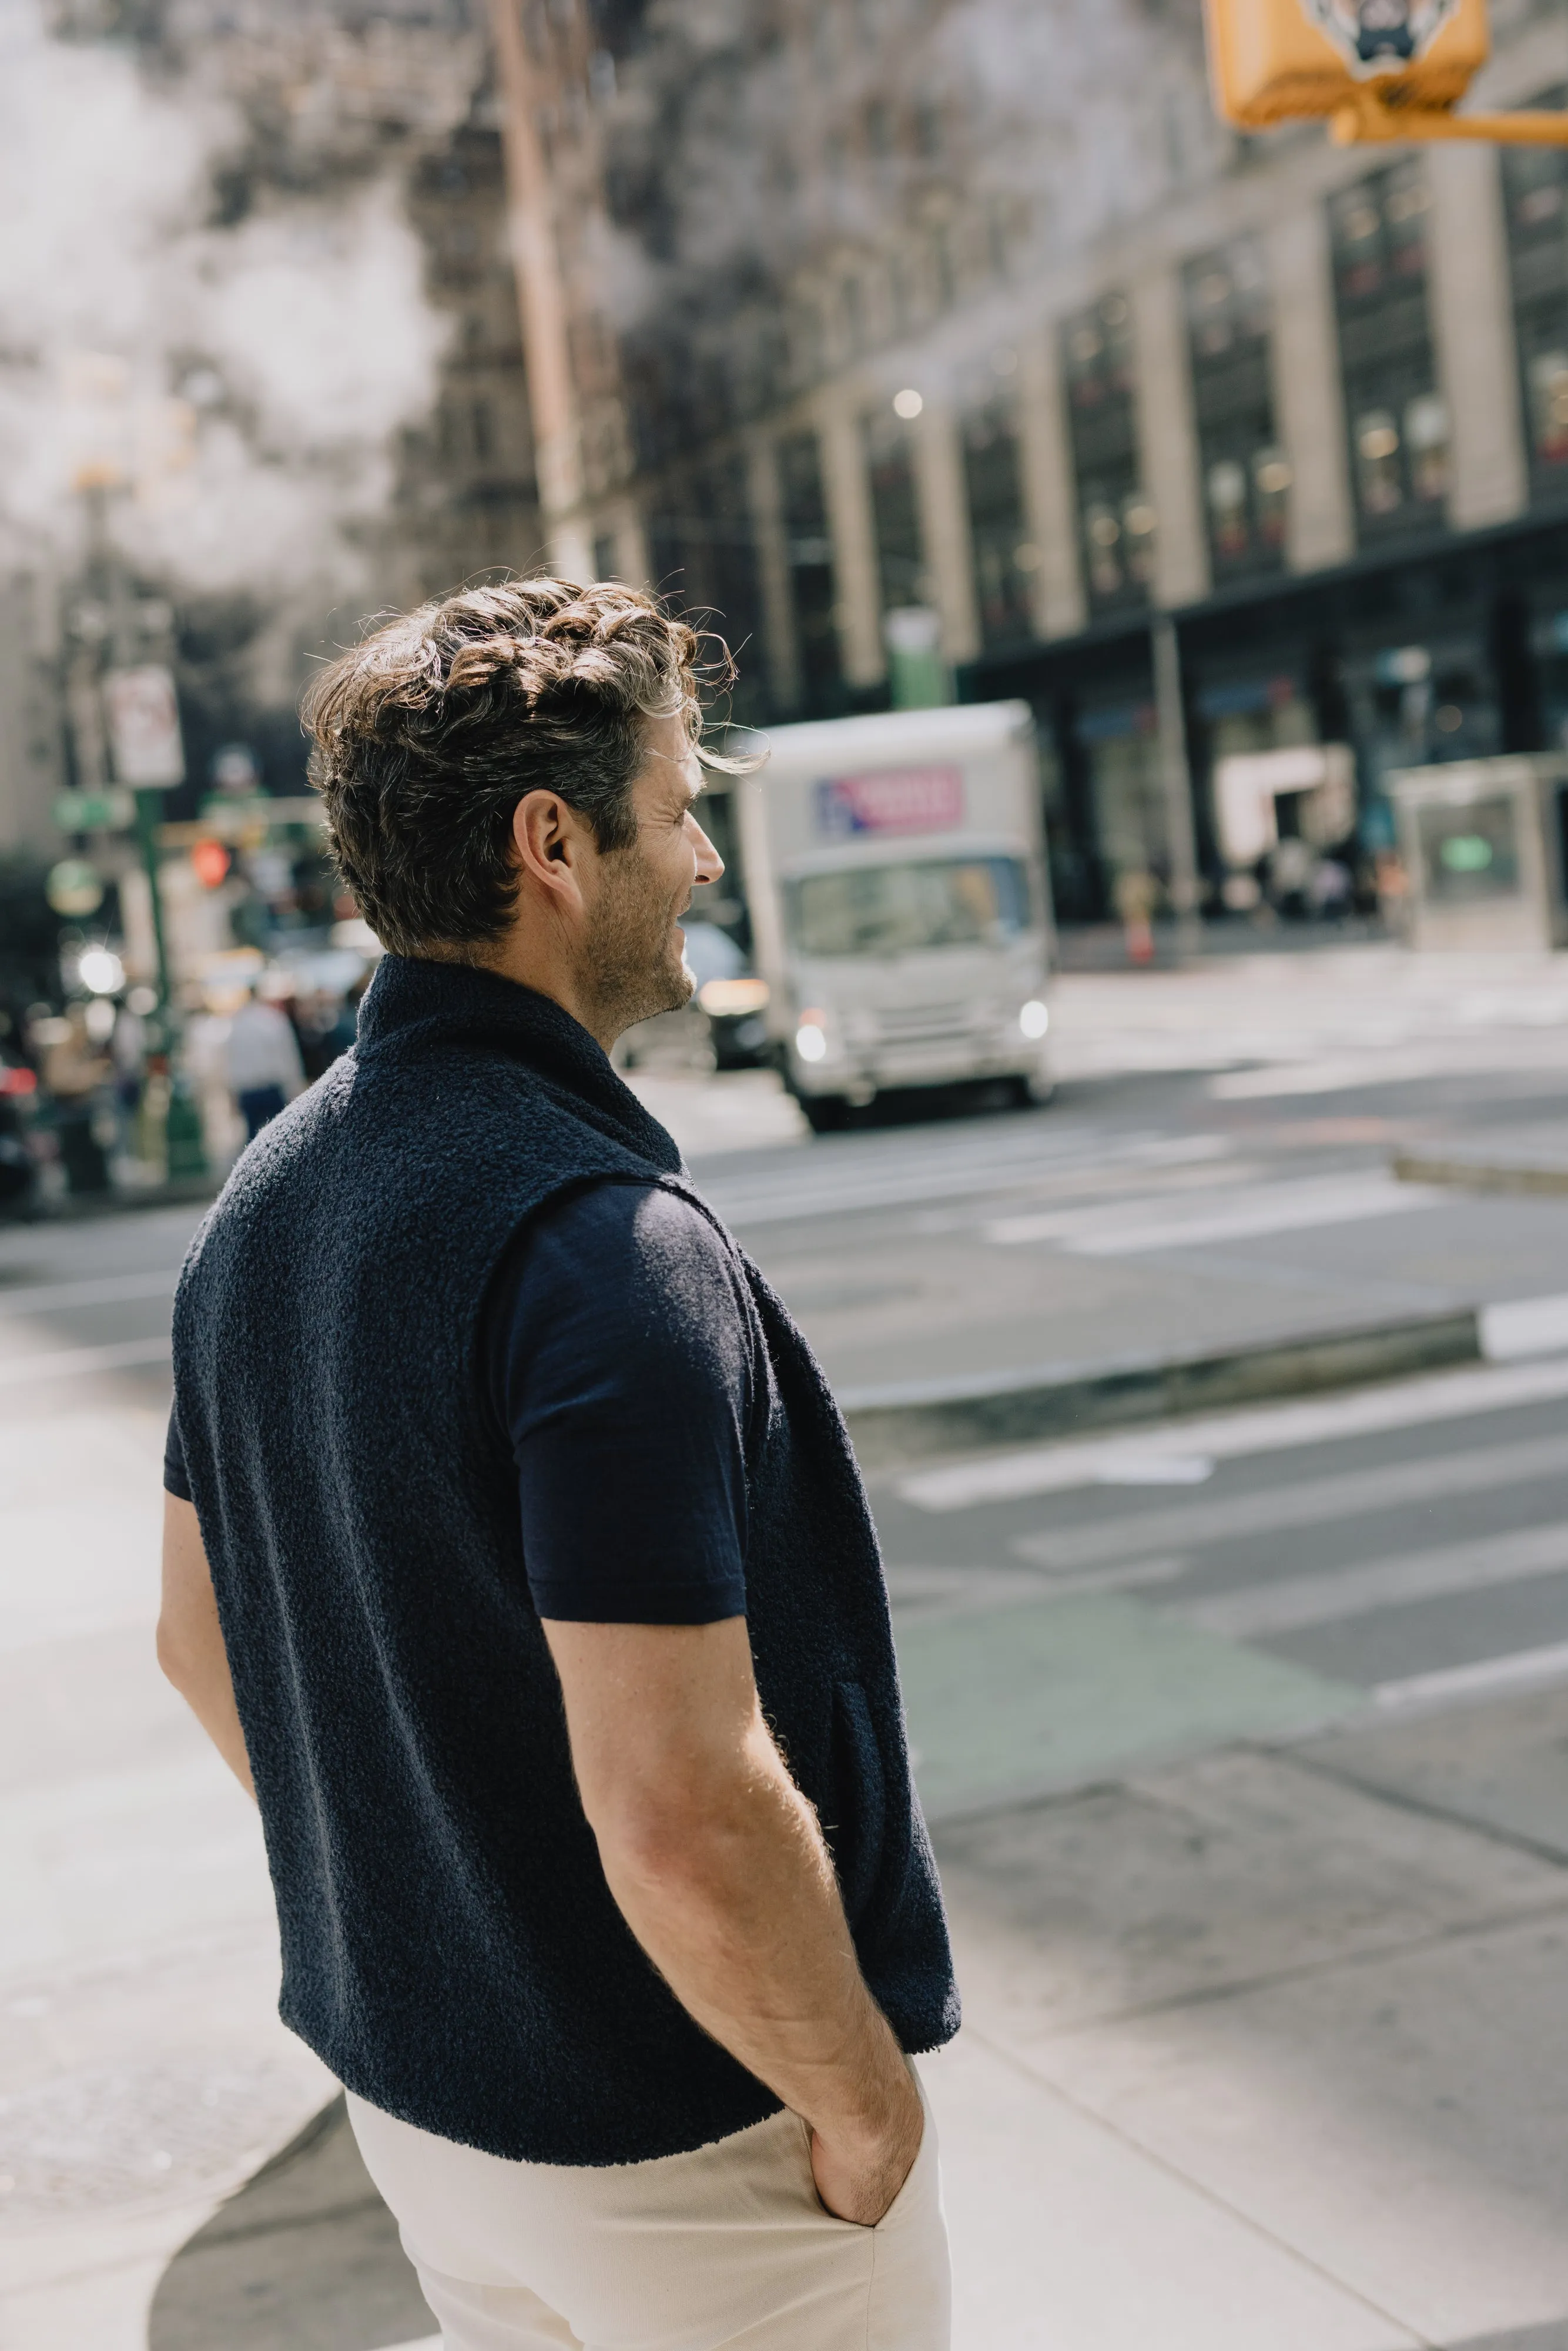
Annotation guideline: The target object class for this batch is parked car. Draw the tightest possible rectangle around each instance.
[681,919,771,1070]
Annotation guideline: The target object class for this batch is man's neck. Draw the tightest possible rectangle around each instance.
[424,934,616,1055]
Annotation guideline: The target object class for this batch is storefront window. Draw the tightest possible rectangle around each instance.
[1184,238,1286,578]
[1076,699,1167,885]
[1502,97,1568,498]
[1062,294,1151,614]
[1329,162,1446,537]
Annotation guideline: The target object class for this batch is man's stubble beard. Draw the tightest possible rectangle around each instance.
[577,839,695,1045]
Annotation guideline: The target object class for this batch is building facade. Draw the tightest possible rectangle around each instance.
[558,0,1568,920]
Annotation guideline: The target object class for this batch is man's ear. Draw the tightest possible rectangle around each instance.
[511,791,593,907]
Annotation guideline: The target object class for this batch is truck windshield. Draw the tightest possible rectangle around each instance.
[786,857,1031,957]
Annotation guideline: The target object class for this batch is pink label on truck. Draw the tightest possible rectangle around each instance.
[815,765,965,836]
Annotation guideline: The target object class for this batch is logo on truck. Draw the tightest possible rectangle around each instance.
[815,766,965,837]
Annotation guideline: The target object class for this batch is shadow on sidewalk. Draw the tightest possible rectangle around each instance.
[149,2095,433,2351]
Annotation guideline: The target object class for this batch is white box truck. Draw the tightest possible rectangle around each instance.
[731,701,1054,1131]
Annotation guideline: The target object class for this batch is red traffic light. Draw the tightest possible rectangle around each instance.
[192,838,231,889]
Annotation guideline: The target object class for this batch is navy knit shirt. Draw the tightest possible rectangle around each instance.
[169,956,957,2165]
[168,1182,751,1627]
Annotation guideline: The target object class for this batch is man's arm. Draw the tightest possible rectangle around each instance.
[157,1492,255,1799]
[543,1613,922,2228]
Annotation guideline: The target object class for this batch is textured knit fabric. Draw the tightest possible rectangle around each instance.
[171,955,958,2166]
[346,2066,949,2351]
[169,1182,755,1626]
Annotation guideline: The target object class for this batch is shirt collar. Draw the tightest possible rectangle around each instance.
[354,954,685,1174]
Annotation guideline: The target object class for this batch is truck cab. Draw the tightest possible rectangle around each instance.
[732,702,1054,1131]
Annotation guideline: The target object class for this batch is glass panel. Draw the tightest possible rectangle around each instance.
[1414,796,1521,904]
[787,857,1031,957]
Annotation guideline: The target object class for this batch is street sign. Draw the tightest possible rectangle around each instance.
[103,664,185,788]
[53,788,134,832]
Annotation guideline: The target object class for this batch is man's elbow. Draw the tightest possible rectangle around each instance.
[156,1609,202,1694]
[588,1766,756,1902]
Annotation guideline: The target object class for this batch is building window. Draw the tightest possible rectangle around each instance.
[779,431,842,709]
[962,400,1034,654]
[864,410,926,612]
[1184,238,1287,579]
[1501,96,1568,498]
[1329,160,1449,537]
[1061,293,1155,612]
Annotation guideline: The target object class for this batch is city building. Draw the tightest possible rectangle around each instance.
[564,0,1568,922]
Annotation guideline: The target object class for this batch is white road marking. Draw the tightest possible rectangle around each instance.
[0,1335,172,1385]
[986,1173,1437,1255]
[1091,1453,1215,1487]
[1374,1639,1568,1711]
[1482,1292,1568,1362]
[1011,1430,1568,1573]
[699,1131,1233,1228]
[898,1354,1568,1512]
[1177,1519,1568,1640]
[0,1268,180,1314]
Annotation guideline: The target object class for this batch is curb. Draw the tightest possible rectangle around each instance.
[841,1308,1483,1468]
[1393,1148,1568,1198]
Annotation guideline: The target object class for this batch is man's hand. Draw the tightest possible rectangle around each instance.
[543,1615,919,2223]
[810,2068,924,2225]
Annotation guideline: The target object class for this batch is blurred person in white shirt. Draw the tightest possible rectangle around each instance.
[225,983,305,1141]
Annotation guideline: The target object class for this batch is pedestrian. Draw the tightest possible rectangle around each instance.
[41,1003,112,1194]
[156,578,958,2351]
[223,977,304,1140]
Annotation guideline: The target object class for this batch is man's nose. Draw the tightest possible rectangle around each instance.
[690,816,725,884]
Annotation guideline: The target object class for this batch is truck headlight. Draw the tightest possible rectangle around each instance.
[1019,999,1050,1040]
[795,1016,828,1063]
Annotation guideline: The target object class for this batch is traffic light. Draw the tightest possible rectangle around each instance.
[1203,1,1490,129]
[1202,0,1568,145]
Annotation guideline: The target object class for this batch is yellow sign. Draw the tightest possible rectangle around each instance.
[1203,0,1490,126]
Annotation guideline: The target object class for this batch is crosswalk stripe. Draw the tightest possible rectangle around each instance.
[985,1171,1433,1255]
[1375,1639,1568,1711]
[698,1131,1230,1227]
[1010,1431,1568,1574]
[1176,1519,1568,1640]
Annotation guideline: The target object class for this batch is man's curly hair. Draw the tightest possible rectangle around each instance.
[302,577,736,959]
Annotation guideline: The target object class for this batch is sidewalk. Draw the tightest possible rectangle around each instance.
[139,1678,1568,2351]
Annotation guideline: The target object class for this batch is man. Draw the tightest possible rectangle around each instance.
[223,978,306,1139]
[158,577,959,2351]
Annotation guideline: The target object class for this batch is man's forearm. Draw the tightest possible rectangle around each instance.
[594,1706,909,2149]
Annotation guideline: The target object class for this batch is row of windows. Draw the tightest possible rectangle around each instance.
[1050,138,1568,622]
[746,126,1568,691]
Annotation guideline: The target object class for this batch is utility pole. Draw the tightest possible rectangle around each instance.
[1152,612,1202,956]
[489,0,595,580]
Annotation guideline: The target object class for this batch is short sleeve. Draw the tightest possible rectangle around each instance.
[163,1402,192,1502]
[488,1182,754,1625]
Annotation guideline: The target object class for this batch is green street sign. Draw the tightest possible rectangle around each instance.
[54,788,135,832]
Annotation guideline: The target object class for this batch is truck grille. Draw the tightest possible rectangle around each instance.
[874,1002,974,1044]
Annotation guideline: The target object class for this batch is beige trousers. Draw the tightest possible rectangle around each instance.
[345,2071,950,2351]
